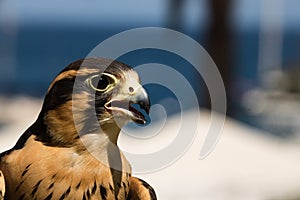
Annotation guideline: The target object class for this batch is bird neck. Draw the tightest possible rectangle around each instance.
[100,121,122,145]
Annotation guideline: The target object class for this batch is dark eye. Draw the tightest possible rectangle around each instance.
[97,75,110,90]
[89,73,116,92]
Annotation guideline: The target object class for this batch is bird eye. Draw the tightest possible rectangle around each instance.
[97,75,110,90]
[89,73,117,92]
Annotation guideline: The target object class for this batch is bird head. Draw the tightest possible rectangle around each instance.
[34,58,150,146]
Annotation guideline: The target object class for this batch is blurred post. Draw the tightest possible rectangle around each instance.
[0,1,18,94]
[166,0,234,114]
[205,0,233,114]
[257,0,284,89]
[166,0,184,31]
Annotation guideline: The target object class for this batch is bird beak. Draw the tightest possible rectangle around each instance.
[105,84,150,124]
[130,86,150,115]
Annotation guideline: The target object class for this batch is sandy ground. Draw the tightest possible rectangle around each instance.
[1,96,300,200]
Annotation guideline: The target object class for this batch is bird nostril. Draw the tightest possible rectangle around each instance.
[129,87,134,93]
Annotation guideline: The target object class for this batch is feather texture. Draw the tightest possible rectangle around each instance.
[0,58,156,200]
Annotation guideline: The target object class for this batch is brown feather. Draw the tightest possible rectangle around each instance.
[127,177,157,200]
[0,170,5,200]
[0,57,155,200]
[1,135,131,199]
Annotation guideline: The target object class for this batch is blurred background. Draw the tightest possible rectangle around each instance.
[1,0,300,137]
[1,0,300,199]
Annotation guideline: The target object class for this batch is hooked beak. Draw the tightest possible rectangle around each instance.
[105,85,150,124]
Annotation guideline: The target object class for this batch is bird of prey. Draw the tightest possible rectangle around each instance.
[0,58,156,200]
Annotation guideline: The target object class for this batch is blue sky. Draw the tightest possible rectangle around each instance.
[0,0,299,30]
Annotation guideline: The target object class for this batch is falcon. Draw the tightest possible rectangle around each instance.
[0,58,156,200]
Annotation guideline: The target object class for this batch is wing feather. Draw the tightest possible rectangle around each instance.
[127,177,157,200]
[0,170,5,200]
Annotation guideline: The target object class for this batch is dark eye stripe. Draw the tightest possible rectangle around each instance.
[44,78,75,111]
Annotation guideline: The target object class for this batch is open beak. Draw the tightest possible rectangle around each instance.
[105,85,150,124]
